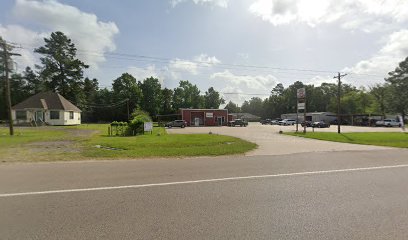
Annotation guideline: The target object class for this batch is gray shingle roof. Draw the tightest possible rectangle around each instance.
[12,91,81,112]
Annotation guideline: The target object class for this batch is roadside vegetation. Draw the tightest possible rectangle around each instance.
[0,124,257,162]
[286,132,408,148]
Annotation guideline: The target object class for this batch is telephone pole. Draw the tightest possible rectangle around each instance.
[333,72,347,134]
[1,41,21,136]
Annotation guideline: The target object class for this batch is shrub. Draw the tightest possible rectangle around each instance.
[110,121,128,136]
[127,111,152,136]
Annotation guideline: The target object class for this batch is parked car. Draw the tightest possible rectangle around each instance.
[375,119,401,127]
[278,119,296,126]
[301,121,312,127]
[228,119,248,127]
[312,121,330,128]
[330,119,349,125]
[260,119,271,125]
[165,120,187,128]
[270,119,280,125]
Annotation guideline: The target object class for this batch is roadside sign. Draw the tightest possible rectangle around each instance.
[297,102,305,110]
[297,88,306,99]
[144,122,153,132]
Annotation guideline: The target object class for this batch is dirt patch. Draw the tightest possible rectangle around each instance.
[62,129,99,138]
[27,141,81,153]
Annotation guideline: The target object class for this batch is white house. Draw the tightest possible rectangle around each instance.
[11,91,81,126]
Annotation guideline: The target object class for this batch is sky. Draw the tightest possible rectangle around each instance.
[1,0,408,104]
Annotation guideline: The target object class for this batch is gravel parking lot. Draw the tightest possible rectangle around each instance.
[167,123,403,156]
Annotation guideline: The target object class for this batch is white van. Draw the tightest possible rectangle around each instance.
[278,119,296,126]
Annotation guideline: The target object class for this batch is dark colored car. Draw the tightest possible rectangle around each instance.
[228,119,248,127]
[165,120,187,128]
[312,121,330,128]
[330,119,349,125]
[301,121,312,127]
[260,119,271,125]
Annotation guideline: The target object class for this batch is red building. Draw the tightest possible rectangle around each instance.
[180,108,231,126]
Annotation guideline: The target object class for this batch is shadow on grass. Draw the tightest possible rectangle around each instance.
[339,133,354,142]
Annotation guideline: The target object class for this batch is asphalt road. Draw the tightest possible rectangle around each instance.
[1,149,408,239]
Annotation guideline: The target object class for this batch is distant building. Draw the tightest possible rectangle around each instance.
[11,91,81,126]
[180,108,229,126]
[230,112,261,122]
[281,112,337,123]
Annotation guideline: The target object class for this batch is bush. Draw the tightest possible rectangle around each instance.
[127,111,152,136]
[110,121,128,136]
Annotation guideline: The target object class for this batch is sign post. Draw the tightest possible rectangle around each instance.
[297,88,306,133]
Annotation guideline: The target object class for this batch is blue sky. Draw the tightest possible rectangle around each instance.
[1,0,408,104]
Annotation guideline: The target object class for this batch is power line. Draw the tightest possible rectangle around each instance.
[81,98,129,108]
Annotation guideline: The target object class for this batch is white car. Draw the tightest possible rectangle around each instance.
[278,119,296,126]
[375,119,401,127]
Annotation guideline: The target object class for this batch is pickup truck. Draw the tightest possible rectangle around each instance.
[228,119,248,127]
[375,119,401,127]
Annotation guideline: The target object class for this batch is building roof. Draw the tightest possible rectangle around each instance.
[230,112,261,119]
[12,91,81,112]
[179,108,227,111]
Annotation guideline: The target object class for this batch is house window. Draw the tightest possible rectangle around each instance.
[50,111,60,120]
[16,111,27,120]
[69,111,74,119]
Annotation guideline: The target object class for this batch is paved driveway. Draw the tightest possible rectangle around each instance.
[167,123,401,156]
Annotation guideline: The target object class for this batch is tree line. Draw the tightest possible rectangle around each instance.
[1,32,407,122]
[225,66,408,122]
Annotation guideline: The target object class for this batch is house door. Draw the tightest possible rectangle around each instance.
[194,118,200,127]
[35,111,44,122]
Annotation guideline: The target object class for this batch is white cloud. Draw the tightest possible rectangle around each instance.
[220,86,248,105]
[193,54,221,66]
[168,54,220,78]
[127,65,164,84]
[0,24,47,71]
[305,75,336,86]
[171,0,229,8]
[211,70,277,90]
[345,29,408,80]
[169,59,199,76]
[249,0,408,31]
[12,0,119,68]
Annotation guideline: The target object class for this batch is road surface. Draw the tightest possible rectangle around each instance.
[1,149,408,239]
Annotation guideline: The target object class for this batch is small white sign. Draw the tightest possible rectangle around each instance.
[144,122,153,132]
[206,112,214,118]
[297,102,305,110]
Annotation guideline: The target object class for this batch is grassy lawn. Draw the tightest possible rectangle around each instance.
[0,124,256,162]
[285,132,408,148]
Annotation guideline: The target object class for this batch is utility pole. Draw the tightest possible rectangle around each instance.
[126,99,130,120]
[1,41,21,136]
[333,72,347,134]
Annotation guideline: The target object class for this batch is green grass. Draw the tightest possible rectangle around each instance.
[82,124,256,158]
[285,132,408,148]
[0,128,67,146]
[0,124,257,162]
